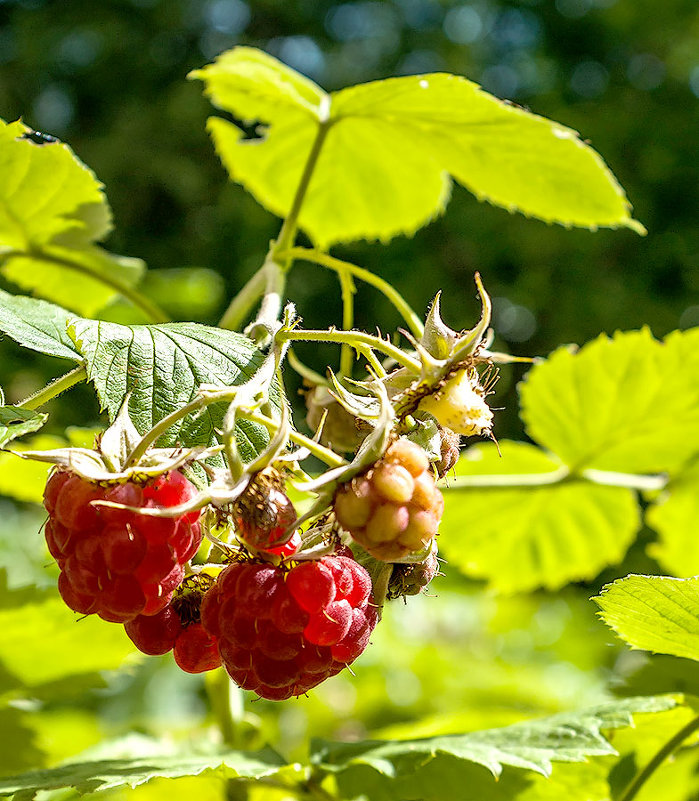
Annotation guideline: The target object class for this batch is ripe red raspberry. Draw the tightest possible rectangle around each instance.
[201,553,378,701]
[125,576,222,673]
[43,469,202,624]
[333,439,444,561]
[232,470,297,553]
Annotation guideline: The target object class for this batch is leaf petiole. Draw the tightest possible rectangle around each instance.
[281,248,425,340]
[277,328,421,372]
[15,364,88,410]
[619,712,699,801]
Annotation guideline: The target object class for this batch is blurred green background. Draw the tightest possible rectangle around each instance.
[1,0,698,789]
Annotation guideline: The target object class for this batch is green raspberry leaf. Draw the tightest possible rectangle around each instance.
[440,442,639,593]
[595,574,699,661]
[520,329,699,474]
[0,734,287,797]
[192,47,643,248]
[68,319,278,460]
[0,407,48,449]
[0,289,81,362]
[0,119,145,316]
[646,458,699,577]
[312,696,675,787]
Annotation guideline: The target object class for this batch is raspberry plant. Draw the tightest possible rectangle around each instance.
[1,46,699,801]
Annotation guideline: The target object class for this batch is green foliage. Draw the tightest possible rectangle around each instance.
[0,407,47,449]
[0,289,81,362]
[0,585,134,692]
[192,48,643,248]
[646,459,699,577]
[440,442,639,593]
[314,696,675,779]
[441,327,699,592]
[0,734,286,797]
[520,329,699,474]
[595,575,699,661]
[67,319,275,459]
[0,119,145,317]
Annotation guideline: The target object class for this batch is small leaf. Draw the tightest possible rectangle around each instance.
[192,48,643,248]
[440,442,639,593]
[0,289,81,362]
[594,574,699,661]
[68,319,278,461]
[0,119,145,316]
[312,696,675,780]
[520,329,699,474]
[0,734,286,797]
[646,459,699,577]
[0,407,47,449]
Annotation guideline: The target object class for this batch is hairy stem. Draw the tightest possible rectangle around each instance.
[16,365,87,410]
[3,248,170,323]
[245,408,347,468]
[277,328,421,373]
[619,712,699,801]
[282,248,425,339]
[206,669,245,748]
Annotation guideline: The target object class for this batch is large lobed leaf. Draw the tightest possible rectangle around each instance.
[519,328,699,475]
[594,574,699,661]
[440,442,639,593]
[191,47,643,248]
[0,734,286,797]
[0,118,145,316]
[313,696,675,781]
[68,318,277,460]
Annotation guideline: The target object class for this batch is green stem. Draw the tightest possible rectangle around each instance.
[245,409,347,468]
[277,328,421,373]
[282,248,425,339]
[16,364,87,410]
[443,465,668,491]
[444,465,570,489]
[218,266,268,331]
[619,712,699,801]
[272,114,332,265]
[206,669,244,748]
[218,114,332,332]
[4,248,170,323]
[124,385,346,469]
[581,468,668,491]
[338,269,355,377]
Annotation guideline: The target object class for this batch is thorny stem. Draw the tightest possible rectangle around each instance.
[2,248,170,323]
[16,364,87,410]
[218,115,332,332]
[277,328,421,373]
[618,712,699,801]
[281,247,425,340]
